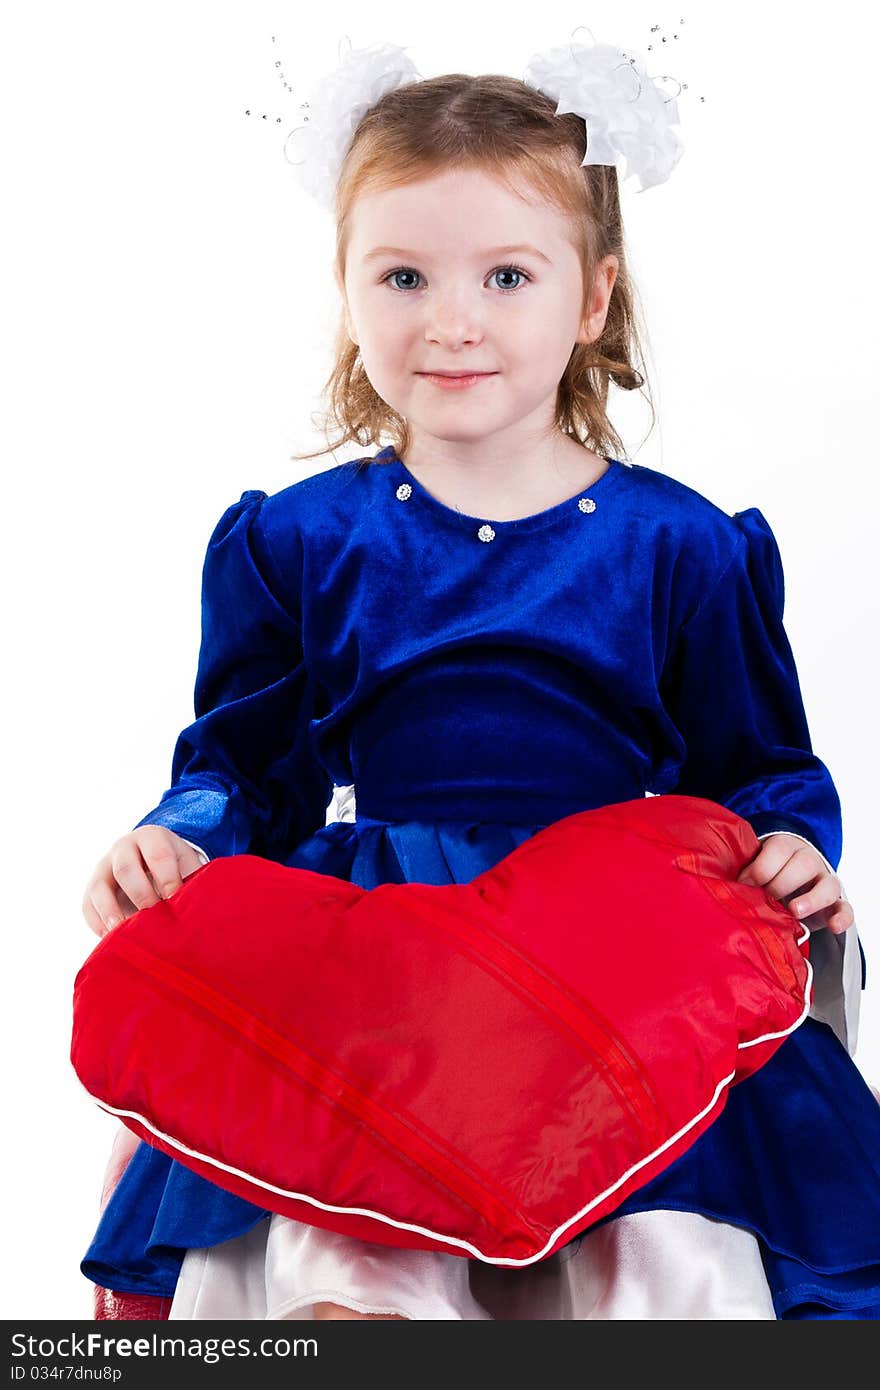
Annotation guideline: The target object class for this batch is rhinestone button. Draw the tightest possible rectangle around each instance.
[577,496,597,513]
[477,523,496,543]
[396,483,412,501]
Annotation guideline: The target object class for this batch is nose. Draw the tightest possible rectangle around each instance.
[423,287,484,347]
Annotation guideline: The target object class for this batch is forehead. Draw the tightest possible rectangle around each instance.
[347,166,573,256]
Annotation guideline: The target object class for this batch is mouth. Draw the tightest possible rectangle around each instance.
[416,371,497,390]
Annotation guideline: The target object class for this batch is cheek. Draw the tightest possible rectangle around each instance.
[357,338,413,403]
[360,309,409,357]
[363,339,411,382]
[527,307,586,376]
[509,292,576,348]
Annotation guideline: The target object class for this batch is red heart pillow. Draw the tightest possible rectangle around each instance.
[71,794,811,1267]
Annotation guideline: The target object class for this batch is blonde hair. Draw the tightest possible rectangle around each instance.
[292,72,655,466]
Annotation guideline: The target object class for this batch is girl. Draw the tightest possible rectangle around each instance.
[79,38,880,1319]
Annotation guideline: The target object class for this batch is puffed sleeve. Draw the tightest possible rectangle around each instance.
[131,490,333,864]
[657,506,864,1054]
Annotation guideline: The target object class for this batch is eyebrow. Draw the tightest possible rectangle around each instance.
[362,243,553,265]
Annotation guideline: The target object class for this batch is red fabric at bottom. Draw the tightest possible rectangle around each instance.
[94,1286,171,1319]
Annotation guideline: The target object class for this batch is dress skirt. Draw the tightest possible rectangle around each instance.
[81,811,880,1320]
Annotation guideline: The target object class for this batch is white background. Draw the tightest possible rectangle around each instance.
[3,1,878,1317]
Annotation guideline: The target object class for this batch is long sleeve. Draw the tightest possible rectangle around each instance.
[132,489,333,864]
[656,506,842,870]
[656,506,864,1055]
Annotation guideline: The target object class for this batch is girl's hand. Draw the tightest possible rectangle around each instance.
[82,826,206,939]
[736,832,854,935]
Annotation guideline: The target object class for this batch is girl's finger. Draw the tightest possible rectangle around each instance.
[738,841,791,886]
[785,873,844,921]
[86,879,130,935]
[141,837,187,899]
[827,902,856,935]
[760,849,837,912]
[81,892,108,938]
[110,842,163,914]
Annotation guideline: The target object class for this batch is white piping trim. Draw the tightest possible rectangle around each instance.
[75,925,812,1268]
[737,921,811,1046]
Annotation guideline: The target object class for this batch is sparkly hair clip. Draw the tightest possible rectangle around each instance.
[244,21,706,211]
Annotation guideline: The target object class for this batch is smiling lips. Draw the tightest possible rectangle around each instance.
[417,371,497,391]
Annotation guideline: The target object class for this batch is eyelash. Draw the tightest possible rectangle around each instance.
[380,264,532,295]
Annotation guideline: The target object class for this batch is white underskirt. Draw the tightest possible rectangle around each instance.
[168,1209,777,1320]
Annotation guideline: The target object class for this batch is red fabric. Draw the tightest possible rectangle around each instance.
[93,1287,172,1320]
[71,794,811,1266]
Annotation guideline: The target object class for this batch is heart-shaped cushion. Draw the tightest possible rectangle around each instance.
[71,794,811,1267]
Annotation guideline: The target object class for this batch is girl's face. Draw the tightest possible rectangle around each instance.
[339,166,618,452]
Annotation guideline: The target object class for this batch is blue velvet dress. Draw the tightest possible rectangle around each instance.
[80,445,880,1318]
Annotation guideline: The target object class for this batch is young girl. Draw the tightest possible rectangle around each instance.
[79,37,880,1320]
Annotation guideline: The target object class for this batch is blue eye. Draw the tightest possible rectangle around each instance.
[490,266,530,293]
[381,264,531,295]
[385,267,421,292]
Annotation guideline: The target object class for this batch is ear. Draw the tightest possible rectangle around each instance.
[575,254,619,348]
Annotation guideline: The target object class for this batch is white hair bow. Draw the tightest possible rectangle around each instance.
[276,32,686,212]
[522,40,684,192]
